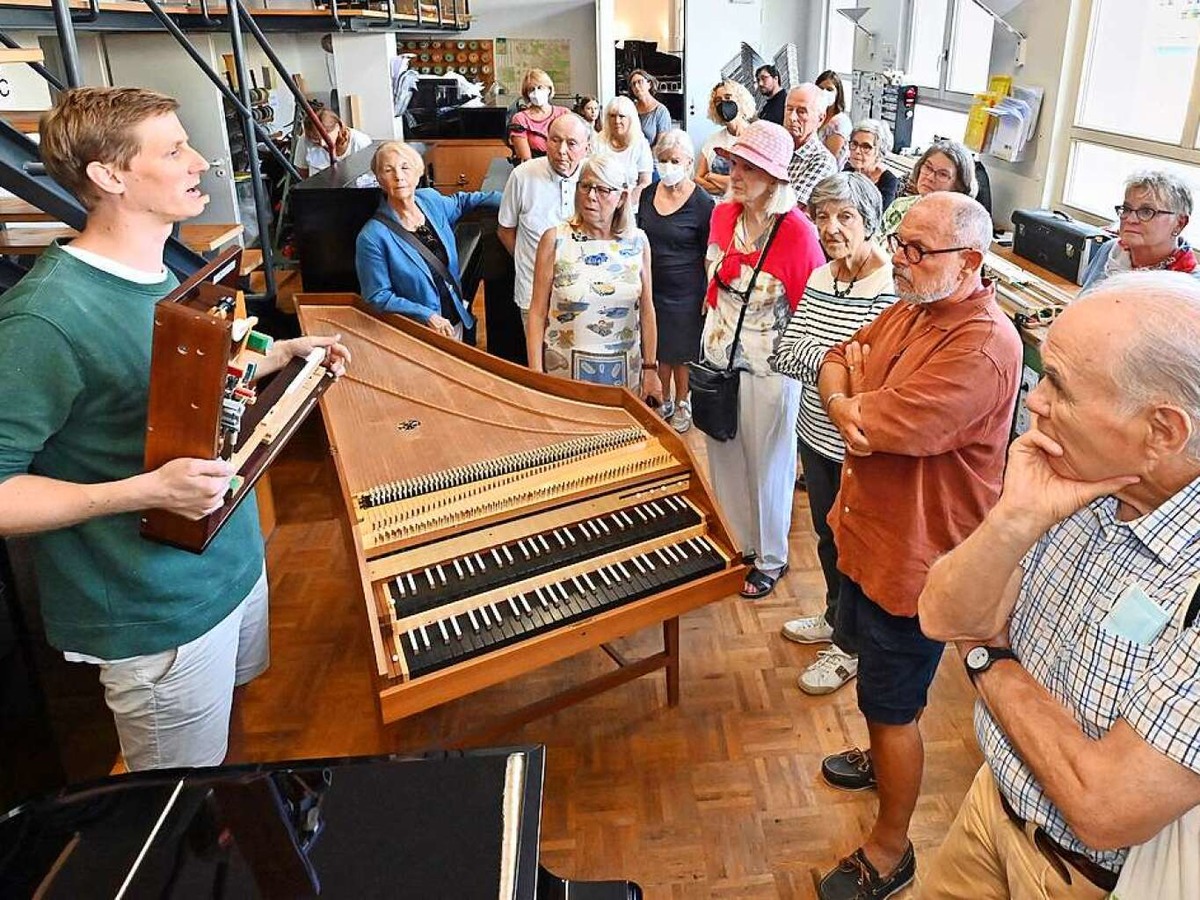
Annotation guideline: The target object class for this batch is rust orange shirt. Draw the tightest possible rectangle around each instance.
[825,282,1022,617]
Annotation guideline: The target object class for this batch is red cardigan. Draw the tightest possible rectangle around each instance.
[705,203,824,310]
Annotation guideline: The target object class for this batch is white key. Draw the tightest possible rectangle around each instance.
[519,594,533,614]
[436,564,447,585]
[538,534,551,552]
[490,602,503,622]
[464,555,475,576]
[479,605,492,627]
[555,582,570,603]
[631,555,647,575]
[651,501,667,517]
[582,572,597,592]
[688,537,705,554]
[449,616,463,639]
[535,585,550,607]
[508,597,521,617]
[655,548,672,566]
[395,577,406,597]
[553,530,567,548]
[619,510,635,527]
[453,558,464,579]
[419,625,431,650]
[425,569,436,589]
[518,539,531,559]
[406,573,417,594]
[437,619,450,643]
[475,552,486,570]
[664,544,681,562]
[617,561,633,580]
[492,548,503,566]
[640,553,657,571]
[502,545,515,564]
[407,631,420,653]
[571,575,585,595]
[563,527,578,545]
[598,566,612,587]
[467,608,480,631]
[596,518,611,535]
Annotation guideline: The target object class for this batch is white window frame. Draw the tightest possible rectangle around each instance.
[821,0,859,81]
[902,0,994,110]
[1048,0,1200,227]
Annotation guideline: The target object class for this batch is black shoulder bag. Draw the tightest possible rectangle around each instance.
[372,212,465,318]
[688,214,784,442]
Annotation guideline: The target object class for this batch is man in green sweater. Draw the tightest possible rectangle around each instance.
[0,87,348,770]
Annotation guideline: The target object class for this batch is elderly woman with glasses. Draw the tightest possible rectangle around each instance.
[880,138,977,236]
[770,171,897,695]
[1081,170,1198,289]
[702,120,825,600]
[526,152,662,403]
[844,119,900,211]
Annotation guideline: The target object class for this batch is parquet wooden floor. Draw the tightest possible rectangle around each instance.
[227,416,983,899]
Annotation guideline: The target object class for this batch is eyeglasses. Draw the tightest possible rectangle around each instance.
[848,140,876,153]
[578,181,621,197]
[1114,204,1177,222]
[887,233,973,265]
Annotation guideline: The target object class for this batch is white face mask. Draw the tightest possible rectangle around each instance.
[657,162,687,186]
[528,87,550,107]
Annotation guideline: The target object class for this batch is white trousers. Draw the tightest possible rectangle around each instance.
[96,567,270,770]
[704,371,799,574]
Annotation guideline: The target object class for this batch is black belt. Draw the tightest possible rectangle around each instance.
[998,789,1118,892]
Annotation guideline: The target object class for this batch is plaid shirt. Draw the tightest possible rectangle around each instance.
[976,475,1200,872]
[787,135,838,206]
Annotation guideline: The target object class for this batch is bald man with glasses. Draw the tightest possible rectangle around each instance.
[811,192,1023,900]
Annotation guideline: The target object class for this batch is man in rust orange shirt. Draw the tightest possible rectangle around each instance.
[812,192,1022,900]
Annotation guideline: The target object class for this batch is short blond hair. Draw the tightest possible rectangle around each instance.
[40,86,179,210]
[569,153,635,238]
[371,140,425,178]
[521,68,554,100]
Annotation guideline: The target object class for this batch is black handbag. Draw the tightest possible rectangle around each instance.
[688,214,784,442]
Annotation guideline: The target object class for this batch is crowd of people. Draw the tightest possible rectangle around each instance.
[3,72,1199,900]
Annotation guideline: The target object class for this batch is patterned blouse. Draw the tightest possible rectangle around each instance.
[541,223,646,390]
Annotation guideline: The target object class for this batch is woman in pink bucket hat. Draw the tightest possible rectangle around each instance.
[700,119,825,599]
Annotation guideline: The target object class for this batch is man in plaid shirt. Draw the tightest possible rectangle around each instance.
[919,271,1200,898]
[783,83,837,212]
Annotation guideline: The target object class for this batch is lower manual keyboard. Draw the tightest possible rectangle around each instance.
[399,535,724,678]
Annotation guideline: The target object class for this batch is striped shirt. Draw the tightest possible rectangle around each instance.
[769,261,896,461]
[977,476,1200,872]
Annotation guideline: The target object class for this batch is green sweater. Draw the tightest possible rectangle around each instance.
[0,246,264,659]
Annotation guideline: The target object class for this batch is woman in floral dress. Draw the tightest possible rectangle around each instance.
[526,152,662,403]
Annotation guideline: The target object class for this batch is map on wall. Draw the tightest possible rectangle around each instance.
[493,38,572,98]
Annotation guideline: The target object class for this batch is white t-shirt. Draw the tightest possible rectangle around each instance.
[594,133,654,184]
[497,156,580,310]
[299,127,372,173]
[699,128,737,173]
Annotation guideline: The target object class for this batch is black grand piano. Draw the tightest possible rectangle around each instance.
[0,747,640,899]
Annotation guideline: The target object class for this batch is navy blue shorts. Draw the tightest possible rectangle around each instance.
[835,575,945,726]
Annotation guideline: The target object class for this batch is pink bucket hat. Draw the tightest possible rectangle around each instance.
[714,119,793,182]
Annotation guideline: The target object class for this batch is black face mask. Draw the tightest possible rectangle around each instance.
[716,100,739,123]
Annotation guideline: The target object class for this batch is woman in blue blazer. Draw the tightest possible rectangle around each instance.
[355,141,501,339]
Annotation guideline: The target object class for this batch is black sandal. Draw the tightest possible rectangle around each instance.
[739,564,789,599]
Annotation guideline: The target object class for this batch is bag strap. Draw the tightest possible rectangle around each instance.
[372,211,465,310]
[724,213,786,373]
[1185,580,1200,629]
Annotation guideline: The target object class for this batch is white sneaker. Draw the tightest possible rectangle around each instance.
[781,614,835,644]
[798,645,858,695]
[670,399,692,433]
[659,399,675,420]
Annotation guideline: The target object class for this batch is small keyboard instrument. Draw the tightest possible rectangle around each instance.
[296,294,745,727]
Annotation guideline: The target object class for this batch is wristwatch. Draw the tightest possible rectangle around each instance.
[964,645,1018,683]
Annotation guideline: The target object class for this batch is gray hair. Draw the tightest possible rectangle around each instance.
[1125,170,1193,218]
[1088,271,1200,457]
[850,118,893,154]
[913,138,977,198]
[655,128,695,162]
[809,172,884,236]
[570,152,635,237]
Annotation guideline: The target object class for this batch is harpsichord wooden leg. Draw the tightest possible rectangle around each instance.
[663,617,680,707]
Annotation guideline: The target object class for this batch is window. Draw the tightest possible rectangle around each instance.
[1054,0,1200,231]
[906,0,995,100]
[824,1,858,80]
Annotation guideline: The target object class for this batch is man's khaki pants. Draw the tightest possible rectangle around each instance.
[920,766,1110,900]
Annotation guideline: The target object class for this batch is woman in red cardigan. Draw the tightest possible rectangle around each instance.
[701,120,826,598]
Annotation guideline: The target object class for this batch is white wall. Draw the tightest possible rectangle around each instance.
[761,0,822,79]
[614,0,673,51]
[0,32,53,111]
[331,32,398,139]
[465,0,598,98]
